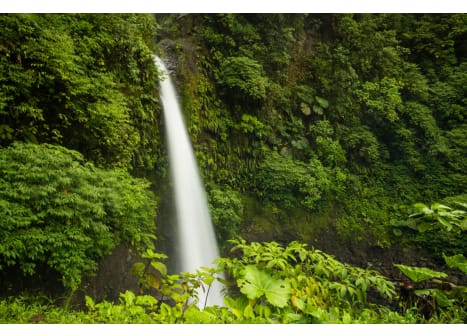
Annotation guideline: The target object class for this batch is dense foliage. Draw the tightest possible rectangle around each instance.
[207,186,243,247]
[1,240,465,323]
[0,142,157,289]
[0,14,162,174]
[0,13,466,323]
[158,13,466,253]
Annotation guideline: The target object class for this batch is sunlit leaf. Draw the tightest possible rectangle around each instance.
[243,304,255,318]
[291,295,305,310]
[144,273,160,289]
[142,249,167,260]
[416,221,433,232]
[120,290,136,306]
[438,217,452,231]
[312,105,323,115]
[240,265,291,307]
[135,295,158,307]
[85,295,95,310]
[150,261,167,276]
[443,254,467,274]
[394,264,448,282]
[300,102,311,115]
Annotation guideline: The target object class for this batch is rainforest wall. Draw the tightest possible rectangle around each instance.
[0,14,163,294]
[0,14,466,294]
[155,14,466,259]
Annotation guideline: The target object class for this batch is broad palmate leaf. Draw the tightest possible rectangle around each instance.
[443,254,467,274]
[394,264,448,283]
[240,265,291,307]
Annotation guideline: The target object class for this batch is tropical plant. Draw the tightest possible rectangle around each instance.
[216,238,398,323]
[207,186,244,248]
[0,14,161,172]
[401,199,467,260]
[217,56,268,104]
[407,202,466,233]
[252,149,332,211]
[394,264,448,283]
[444,253,467,274]
[0,142,157,290]
[394,261,466,321]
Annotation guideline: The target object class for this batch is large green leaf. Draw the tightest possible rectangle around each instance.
[394,264,448,282]
[443,254,467,274]
[315,96,329,108]
[150,261,167,276]
[415,289,452,307]
[240,265,291,307]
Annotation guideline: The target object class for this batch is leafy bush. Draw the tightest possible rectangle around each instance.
[217,238,400,323]
[394,261,466,322]
[1,239,464,323]
[401,198,467,260]
[207,186,243,248]
[0,14,161,171]
[253,149,331,211]
[407,202,466,233]
[309,120,347,167]
[218,56,268,104]
[0,142,157,289]
[0,292,156,323]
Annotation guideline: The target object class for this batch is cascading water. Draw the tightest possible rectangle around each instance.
[155,56,224,308]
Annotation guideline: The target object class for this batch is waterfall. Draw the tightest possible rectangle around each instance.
[155,56,224,308]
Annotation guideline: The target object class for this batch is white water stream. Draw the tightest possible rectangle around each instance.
[155,56,224,308]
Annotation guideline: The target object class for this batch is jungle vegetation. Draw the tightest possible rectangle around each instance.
[0,13,465,323]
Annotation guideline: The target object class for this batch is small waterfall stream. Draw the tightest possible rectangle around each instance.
[155,56,224,308]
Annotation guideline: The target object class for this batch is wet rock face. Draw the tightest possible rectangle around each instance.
[0,245,139,305]
[309,225,467,285]
[236,219,461,283]
[79,244,140,304]
[0,264,65,299]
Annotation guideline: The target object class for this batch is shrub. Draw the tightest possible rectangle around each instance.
[253,149,331,211]
[0,142,157,289]
[207,186,243,248]
[218,56,268,104]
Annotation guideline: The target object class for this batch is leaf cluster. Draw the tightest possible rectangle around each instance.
[216,238,398,323]
[0,14,162,172]
[0,142,157,289]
